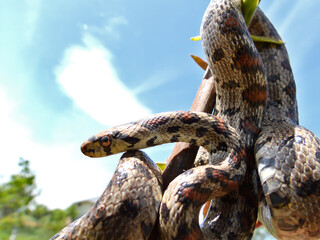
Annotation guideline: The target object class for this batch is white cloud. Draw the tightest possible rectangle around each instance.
[0,87,117,209]
[0,85,174,210]
[0,24,174,210]
[55,33,151,126]
[0,89,29,179]
[31,142,116,209]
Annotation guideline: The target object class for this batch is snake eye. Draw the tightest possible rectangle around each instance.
[100,136,112,147]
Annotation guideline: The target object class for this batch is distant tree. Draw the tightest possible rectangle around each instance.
[0,157,38,239]
[0,158,37,218]
[44,205,78,233]
[32,204,50,220]
[0,158,79,239]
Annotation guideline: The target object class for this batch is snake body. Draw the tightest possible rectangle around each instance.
[160,0,267,239]
[51,150,163,240]
[250,8,320,239]
[52,111,247,239]
[52,0,320,239]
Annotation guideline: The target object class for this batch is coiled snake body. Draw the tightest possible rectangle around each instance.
[251,7,320,239]
[52,0,320,239]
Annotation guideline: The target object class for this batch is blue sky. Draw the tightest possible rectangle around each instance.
[0,0,319,211]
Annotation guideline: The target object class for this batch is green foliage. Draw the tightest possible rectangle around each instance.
[0,158,37,228]
[0,158,78,239]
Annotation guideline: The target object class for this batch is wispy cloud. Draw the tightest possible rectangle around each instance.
[24,0,41,44]
[55,33,151,126]
[277,1,304,36]
[103,16,128,35]
[81,15,128,40]
[132,69,177,95]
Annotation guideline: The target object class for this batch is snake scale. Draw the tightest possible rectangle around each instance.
[52,0,320,239]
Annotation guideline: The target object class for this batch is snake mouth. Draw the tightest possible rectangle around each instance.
[81,138,111,157]
[80,140,92,156]
[80,140,101,157]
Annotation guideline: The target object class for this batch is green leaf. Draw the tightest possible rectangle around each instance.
[156,162,167,171]
[251,35,284,45]
[242,0,260,26]
[190,35,201,41]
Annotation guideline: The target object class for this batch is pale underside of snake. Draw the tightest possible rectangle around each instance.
[51,0,320,239]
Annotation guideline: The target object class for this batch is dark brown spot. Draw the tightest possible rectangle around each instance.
[217,142,228,152]
[242,83,267,107]
[281,58,292,72]
[170,134,180,142]
[221,80,240,89]
[268,74,280,83]
[119,199,139,218]
[212,48,225,63]
[189,139,197,145]
[118,134,141,147]
[160,203,170,225]
[146,136,157,146]
[167,126,181,133]
[196,127,208,137]
[240,117,259,136]
[296,179,320,197]
[202,139,210,146]
[221,107,240,117]
[283,81,297,101]
[176,222,189,239]
[232,148,246,168]
[233,45,263,74]
[211,117,230,137]
[178,184,209,204]
[224,9,245,36]
[205,167,216,180]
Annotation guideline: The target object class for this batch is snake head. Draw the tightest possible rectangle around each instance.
[81,123,139,158]
[81,131,114,158]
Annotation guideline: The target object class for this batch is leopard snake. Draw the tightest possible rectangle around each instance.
[51,0,320,239]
